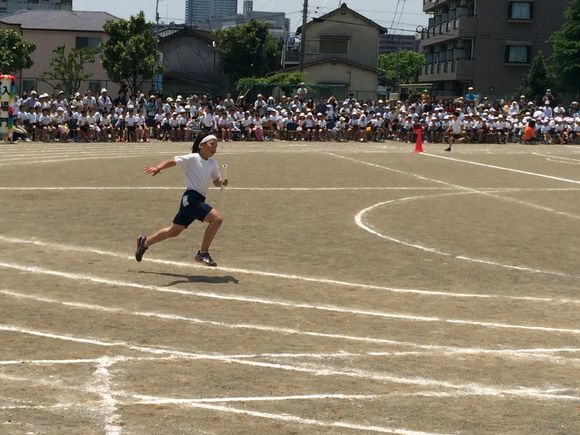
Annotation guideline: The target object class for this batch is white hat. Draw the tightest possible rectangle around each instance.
[101,88,108,93]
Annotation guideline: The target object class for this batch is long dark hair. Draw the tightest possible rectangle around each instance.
[192,132,211,153]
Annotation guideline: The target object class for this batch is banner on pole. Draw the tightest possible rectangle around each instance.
[0,75,16,141]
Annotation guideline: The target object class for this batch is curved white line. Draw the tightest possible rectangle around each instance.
[1,234,578,304]
[1,260,579,335]
[1,324,578,402]
[3,288,578,366]
[355,194,580,279]
[328,153,580,221]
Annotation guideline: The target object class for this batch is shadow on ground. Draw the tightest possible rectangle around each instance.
[138,270,239,286]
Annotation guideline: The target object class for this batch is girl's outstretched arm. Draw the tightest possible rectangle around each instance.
[144,159,176,176]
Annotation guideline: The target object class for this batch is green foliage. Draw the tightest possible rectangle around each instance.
[236,71,304,93]
[38,46,95,96]
[549,0,580,92]
[521,51,554,104]
[215,20,282,85]
[101,11,162,94]
[0,29,35,73]
[378,50,424,85]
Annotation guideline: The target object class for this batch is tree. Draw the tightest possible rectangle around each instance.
[101,11,161,94]
[521,51,554,104]
[215,20,282,85]
[549,0,580,93]
[237,71,305,98]
[0,29,35,74]
[378,50,424,85]
[38,46,95,96]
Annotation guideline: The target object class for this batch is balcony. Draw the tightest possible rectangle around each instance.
[282,46,300,67]
[423,0,448,13]
[419,59,473,82]
[420,14,475,46]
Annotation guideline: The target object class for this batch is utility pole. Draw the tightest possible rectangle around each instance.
[299,0,308,72]
[155,0,160,27]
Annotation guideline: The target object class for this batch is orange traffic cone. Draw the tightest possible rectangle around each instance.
[414,127,423,153]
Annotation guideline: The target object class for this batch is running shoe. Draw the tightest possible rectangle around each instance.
[443,147,451,152]
[135,235,148,262]
[195,251,217,267]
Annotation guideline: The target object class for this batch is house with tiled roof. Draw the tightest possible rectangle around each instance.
[0,10,120,96]
[288,3,387,99]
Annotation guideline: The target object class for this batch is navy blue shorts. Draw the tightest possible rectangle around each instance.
[173,190,213,228]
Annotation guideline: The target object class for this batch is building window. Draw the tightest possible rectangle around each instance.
[75,36,102,52]
[21,79,36,93]
[88,81,102,95]
[319,37,348,55]
[508,2,533,20]
[505,45,530,63]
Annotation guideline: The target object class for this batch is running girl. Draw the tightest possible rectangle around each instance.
[135,134,228,266]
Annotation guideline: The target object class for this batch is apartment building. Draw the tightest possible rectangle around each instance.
[185,0,237,23]
[379,34,420,55]
[419,0,569,98]
[0,0,71,15]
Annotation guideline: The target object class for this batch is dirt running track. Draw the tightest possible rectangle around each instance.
[0,139,578,434]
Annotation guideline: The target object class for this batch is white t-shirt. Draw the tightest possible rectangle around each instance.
[174,153,219,196]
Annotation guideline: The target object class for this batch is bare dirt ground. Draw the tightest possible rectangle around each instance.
[0,139,578,434]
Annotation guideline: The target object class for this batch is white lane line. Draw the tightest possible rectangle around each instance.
[354,193,580,279]
[422,152,580,185]
[1,260,579,336]
[0,403,79,410]
[88,357,122,435]
[130,397,440,435]
[1,235,578,305]
[329,153,580,275]
[133,392,386,404]
[127,387,566,404]
[0,356,174,366]
[328,153,580,221]
[533,152,580,164]
[0,154,171,167]
[2,324,578,402]
[3,186,580,192]
[0,148,174,161]
[0,186,458,192]
[2,288,577,365]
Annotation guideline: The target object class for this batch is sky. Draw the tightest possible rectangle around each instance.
[72,0,428,35]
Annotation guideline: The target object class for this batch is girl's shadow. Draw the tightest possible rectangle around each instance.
[138,270,239,286]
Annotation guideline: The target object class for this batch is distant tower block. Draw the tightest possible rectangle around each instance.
[243,0,253,17]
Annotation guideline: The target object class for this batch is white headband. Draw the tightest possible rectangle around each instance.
[200,134,218,145]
